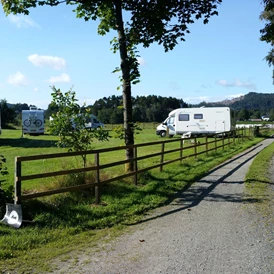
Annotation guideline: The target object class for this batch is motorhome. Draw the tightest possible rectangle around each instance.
[156,107,235,137]
[22,107,45,135]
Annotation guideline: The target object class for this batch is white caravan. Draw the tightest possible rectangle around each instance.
[156,107,234,137]
[22,107,45,135]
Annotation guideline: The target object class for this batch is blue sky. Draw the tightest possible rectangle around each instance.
[0,0,273,110]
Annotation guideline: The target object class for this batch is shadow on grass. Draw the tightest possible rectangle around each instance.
[245,179,274,185]
[0,137,57,148]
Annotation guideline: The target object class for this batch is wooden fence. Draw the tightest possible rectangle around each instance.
[14,128,252,205]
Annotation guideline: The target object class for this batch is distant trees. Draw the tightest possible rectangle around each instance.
[88,95,188,124]
[0,99,16,127]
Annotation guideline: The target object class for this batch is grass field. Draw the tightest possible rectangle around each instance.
[0,126,270,273]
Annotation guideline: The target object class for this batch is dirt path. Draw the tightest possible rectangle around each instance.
[52,139,274,274]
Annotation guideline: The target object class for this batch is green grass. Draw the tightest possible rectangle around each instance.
[245,140,274,226]
[0,127,269,273]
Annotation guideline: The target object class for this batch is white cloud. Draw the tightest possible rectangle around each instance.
[7,71,29,87]
[216,78,256,90]
[184,96,210,104]
[28,54,66,70]
[8,14,40,29]
[33,87,39,92]
[137,57,146,66]
[47,73,71,84]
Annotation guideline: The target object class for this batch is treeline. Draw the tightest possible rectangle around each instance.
[2,92,274,128]
[46,95,188,124]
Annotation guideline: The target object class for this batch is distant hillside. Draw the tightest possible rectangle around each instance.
[195,92,274,111]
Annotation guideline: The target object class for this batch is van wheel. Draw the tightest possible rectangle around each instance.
[160,131,166,137]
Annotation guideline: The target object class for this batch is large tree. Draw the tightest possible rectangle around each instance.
[260,0,274,84]
[1,0,222,170]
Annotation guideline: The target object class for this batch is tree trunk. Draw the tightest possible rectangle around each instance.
[114,0,134,172]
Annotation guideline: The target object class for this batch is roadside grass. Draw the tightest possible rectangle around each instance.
[245,139,274,227]
[0,127,268,273]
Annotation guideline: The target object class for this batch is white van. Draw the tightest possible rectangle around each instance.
[84,114,104,130]
[156,107,234,137]
[22,107,45,135]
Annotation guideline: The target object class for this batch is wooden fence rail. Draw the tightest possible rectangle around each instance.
[14,128,252,204]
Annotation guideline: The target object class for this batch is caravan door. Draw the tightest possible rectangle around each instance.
[215,120,225,133]
[166,115,175,136]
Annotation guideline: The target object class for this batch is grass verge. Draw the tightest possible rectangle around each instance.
[245,139,274,228]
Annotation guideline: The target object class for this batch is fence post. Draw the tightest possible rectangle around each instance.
[233,130,235,145]
[215,135,217,153]
[228,132,230,148]
[194,137,197,159]
[14,157,21,205]
[206,136,208,156]
[222,133,224,150]
[95,152,100,204]
[160,142,165,172]
[133,147,138,185]
[180,139,183,162]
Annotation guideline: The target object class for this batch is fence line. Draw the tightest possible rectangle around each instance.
[14,128,252,204]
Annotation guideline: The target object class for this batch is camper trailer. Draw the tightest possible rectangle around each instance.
[22,107,45,135]
[156,107,235,137]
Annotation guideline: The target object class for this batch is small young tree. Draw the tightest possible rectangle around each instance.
[49,86,109,167]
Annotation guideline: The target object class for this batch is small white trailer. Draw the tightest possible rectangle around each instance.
[156,107,235,137]
[22,107,45,135]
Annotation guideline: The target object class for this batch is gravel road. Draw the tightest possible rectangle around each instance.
[53,139,274,274]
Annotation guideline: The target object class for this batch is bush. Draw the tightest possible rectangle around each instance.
[0,155,13,217]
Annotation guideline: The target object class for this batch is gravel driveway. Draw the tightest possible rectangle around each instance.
[53,139,274,274]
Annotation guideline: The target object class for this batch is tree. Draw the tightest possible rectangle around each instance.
[49,86,109,167]
[45,102,59,119]
[0,99,16,127]
[260,0,274,84]
[2,0,222,171]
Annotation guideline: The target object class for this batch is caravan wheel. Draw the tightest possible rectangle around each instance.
[160,131,166,137]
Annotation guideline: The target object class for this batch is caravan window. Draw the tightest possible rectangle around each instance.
[167,116,175,125]
[194,114,203,119]
[179,114,189,121]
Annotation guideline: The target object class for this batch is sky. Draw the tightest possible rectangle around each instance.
[0,0,273,110]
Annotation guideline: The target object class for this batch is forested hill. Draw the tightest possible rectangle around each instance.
[195,92,274,111]
[86,95,188,124]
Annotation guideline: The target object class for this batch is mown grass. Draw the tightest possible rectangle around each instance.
[0,126,270,273]
[245,140,274,227]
